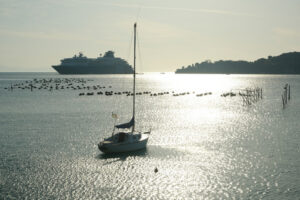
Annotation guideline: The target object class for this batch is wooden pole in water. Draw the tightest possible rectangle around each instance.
[285,84,288,104]
[283,85,286,106]
[288,84,291,100]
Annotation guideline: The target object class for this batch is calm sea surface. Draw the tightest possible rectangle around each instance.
[0,72,299,199]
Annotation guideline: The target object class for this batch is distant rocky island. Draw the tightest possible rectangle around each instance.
[175,52,300,74]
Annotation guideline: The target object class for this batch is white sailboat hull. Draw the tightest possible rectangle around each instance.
[98,133,149,153]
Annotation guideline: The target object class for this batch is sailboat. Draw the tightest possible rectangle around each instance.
[98,23,151,154]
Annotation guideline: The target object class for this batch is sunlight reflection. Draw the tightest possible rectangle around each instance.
[143,74,243,94]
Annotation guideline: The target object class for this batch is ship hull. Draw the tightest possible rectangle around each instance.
[52,65,133,74]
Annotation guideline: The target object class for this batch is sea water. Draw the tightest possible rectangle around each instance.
[0,73,299,199]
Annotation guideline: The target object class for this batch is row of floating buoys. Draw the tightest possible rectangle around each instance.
[221,92,236,97]
[3,78,113,92]
[150,92,169,96]
[173,91,192,96]
[77,90,214,98]
[4,78,215,99]
[196,92,212,97]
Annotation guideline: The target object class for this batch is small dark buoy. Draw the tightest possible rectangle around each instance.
[154,167,158,173]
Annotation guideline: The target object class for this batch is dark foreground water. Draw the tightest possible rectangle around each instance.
[0,73,299,199]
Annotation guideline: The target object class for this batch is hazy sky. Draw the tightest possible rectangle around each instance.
[0,0,300,72]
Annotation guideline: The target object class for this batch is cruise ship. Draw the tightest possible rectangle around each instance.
[52,51,133,74]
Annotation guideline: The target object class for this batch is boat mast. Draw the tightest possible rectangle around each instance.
[132,23,136,132]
